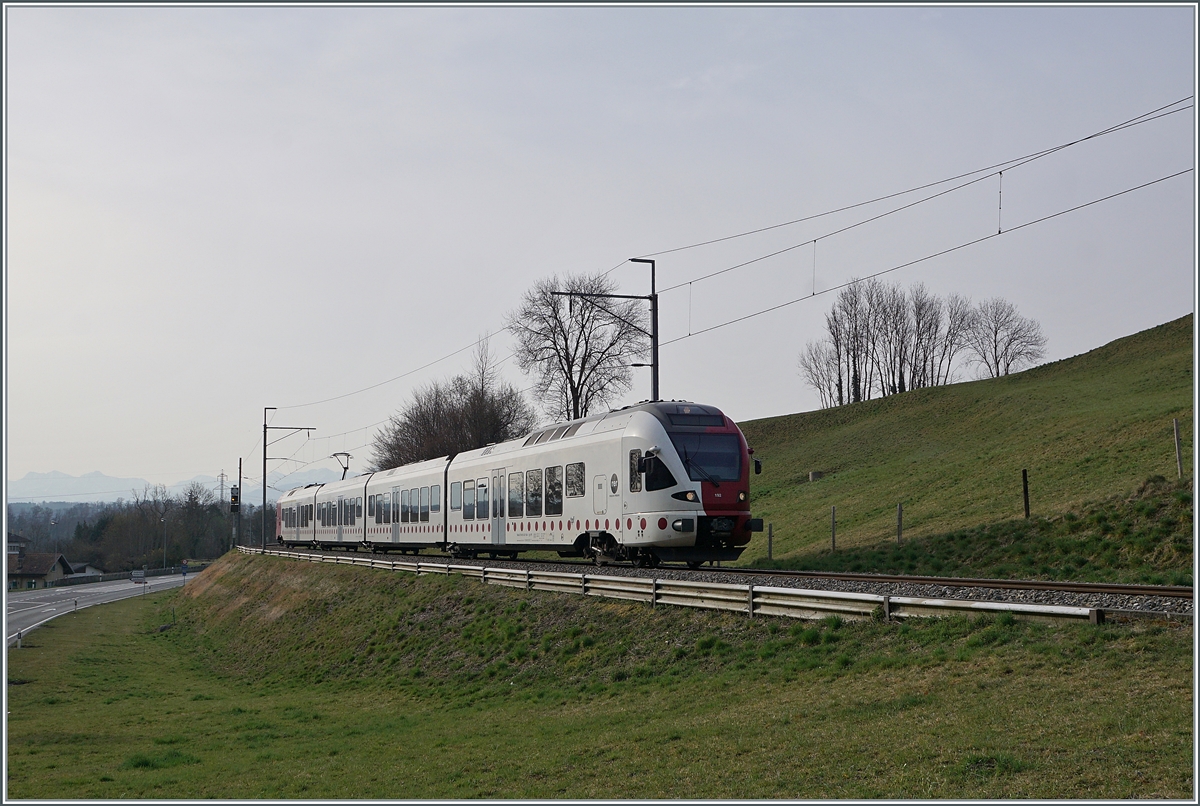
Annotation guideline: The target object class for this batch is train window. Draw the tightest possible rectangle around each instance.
[629,450,643,492]
[368,495,375,517]
[550,425,569,441]
[357,497,363,519]
[386,492,394,524]
[646,457,678,491]
[409,488,418,522]
[523,430,547,447]
[565,462,586,497]
[507,472,523,518]
[526,469,543,517]
[545,466,563,516]
[450,482,462,511]
[463,480,475,520]
[430,485,441,513]
[669,433,742,482]
[420,487,430,522]
[563,423,583,439]
[401,489,410,523]
[476,479,489,520]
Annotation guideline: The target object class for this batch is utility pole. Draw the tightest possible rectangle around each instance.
[628,258,659,402]
[550,258,660,402]
[236,458,242,550]
[263,408,315,551]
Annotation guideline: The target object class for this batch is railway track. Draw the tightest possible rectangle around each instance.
[284,545,1193,600]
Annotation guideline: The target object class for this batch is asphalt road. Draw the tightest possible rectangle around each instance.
[6,573,196,647]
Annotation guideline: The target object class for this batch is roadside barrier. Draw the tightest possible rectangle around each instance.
[48,565,208,588]
[237,546,1117,625]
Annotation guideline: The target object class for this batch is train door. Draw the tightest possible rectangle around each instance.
[491,469,506,546]
[593,475,607,516]
[391,487,400,544]
[336,496,344,542]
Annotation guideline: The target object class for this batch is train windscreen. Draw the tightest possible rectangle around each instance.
[668,433,742,482]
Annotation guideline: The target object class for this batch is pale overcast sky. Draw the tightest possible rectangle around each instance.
[4,5,1195,496]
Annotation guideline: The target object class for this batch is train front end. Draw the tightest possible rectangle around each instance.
[622,402,762,567]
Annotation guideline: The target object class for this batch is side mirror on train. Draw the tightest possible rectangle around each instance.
[754,459,762,475]
[639,455,657,475]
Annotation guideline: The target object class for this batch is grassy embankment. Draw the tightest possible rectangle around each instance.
[739,314,1193,583]
[6,551,1193,799]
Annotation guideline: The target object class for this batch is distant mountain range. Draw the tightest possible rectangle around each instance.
[6,468,345,505]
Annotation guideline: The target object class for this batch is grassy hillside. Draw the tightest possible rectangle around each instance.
[738,315,1193,573]
[6,553,1193,799]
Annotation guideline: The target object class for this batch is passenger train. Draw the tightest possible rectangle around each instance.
[276,401,763,567]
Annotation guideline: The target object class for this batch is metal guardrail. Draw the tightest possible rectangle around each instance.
[237,546,1130,625]
[47,564,208,588]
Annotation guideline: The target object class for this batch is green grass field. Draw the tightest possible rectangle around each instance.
[5,553,1193,799]
[739,314,1193,578]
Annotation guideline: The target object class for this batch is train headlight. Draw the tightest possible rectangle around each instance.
[737,490,748,502]
[671,490,699,503]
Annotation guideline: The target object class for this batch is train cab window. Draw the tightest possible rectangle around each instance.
[463,480,475,519]
[645,456,678,491]
[420,487,430,522]
[629,450,643,492]
[476,479,489,521]
[430,485,441,513]
[565,462,586,497]
[508,472,524,518]
[450,482,462,511]
[400,489,410,523]
[526,469,543,517]
[545,466,563,516]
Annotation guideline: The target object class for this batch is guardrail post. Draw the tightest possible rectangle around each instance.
[526,569,532,590]
[651,578,658,607]
[482,567,488,585]
[581,574,588,596]
[882,595,891,621]
[747,586,754,618]
[1090,609,1105,625]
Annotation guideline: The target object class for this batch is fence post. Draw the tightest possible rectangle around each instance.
[768,523,773,560]
[897,503,903,545]
[831,506,836,551]
[1022,469,1030,519]
[1174,418,1183,478]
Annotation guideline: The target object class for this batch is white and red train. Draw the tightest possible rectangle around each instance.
[276,401,763,567]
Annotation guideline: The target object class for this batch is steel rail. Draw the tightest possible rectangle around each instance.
[276,545,1193,599]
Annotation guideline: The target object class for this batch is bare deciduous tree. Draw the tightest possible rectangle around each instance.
[965,297,1047,378]
[370,339,538,470]
[799,281,1042,407]
[506,272,650,421]
[796,340,839,409]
